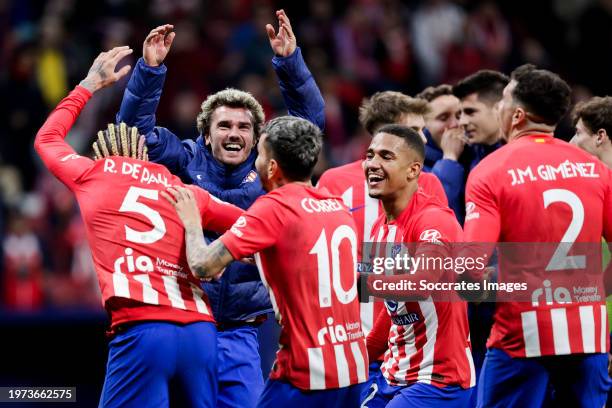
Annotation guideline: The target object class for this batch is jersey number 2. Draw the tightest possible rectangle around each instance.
[543,188,586,271]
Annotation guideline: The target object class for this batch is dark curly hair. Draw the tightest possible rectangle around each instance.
[510,64,571,126]
[262,116,322,181]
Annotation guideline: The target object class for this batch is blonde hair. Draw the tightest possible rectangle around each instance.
[196,88,265,138]
[359,91,430,135]
[92,122,148,161]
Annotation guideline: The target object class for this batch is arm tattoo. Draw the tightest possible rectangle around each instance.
[184,225,233,279]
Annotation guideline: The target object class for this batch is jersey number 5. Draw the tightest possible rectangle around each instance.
[119,186,167,244]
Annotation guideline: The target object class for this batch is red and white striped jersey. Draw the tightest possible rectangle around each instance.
[221,183,368,390]
[34,86,243,330]
[464,134,612,358]
[318,160,448,337]
[370,190,474,389]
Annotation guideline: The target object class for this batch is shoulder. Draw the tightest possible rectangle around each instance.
[412,195,462,242]
[318,161,362,187]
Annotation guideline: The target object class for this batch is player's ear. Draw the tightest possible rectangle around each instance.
[268,158,279,180]
[596,128,608,147]
[512,106,525,127]
[406,160,422,181]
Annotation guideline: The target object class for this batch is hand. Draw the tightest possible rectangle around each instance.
[79,46,133,93]
[161,186,202,229]
[440,127,466,161]
[143,24,175,67]
[266,9,296,57]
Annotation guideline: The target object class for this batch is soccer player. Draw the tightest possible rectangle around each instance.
[34,47,243,407]
[164,116,368,407]
[464,64,612,407]
[570,96,612,169]
[453,70,508,152]
[360,125,474,407]
[116,11,325,406]
[416,85,466,218]
[317,91,449,404]
[318,91,448,334]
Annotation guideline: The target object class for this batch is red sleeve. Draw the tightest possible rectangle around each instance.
[463,169,501,242]
[367,308,391,361]
[461,168,500,283]
[220,194,284,259]
[420,172,448,206]
[34,86,95,190]
[193,187,244,233]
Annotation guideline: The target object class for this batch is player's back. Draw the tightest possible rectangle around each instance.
[73,156,216,327]
[470,134,611,243]
[252,183,368,390]
[467,134,612,357]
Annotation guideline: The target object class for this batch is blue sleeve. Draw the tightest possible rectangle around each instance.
[116,58,167,135]
[145,127,196,176]
[117,58,196,174]
[431,159,465,219]
[198,180,265,210]
[272,47,325,131]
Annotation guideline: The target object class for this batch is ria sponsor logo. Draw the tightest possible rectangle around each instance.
[531,279,571,306]
[114,248,153,274]
[317,317,362,346]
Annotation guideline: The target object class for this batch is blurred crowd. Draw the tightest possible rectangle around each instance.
[0,0,610,311]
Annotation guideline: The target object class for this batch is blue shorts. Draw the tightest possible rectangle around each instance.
[217,324,264,408]
[99,321,217,408]
[360,361,384,407]
[361,368,472,408]
[477,348,611,408]
[257,378,363,408]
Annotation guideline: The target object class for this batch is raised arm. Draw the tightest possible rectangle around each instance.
[267,10,325,130]
[35,46,132,189]
[115,25,193,171]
